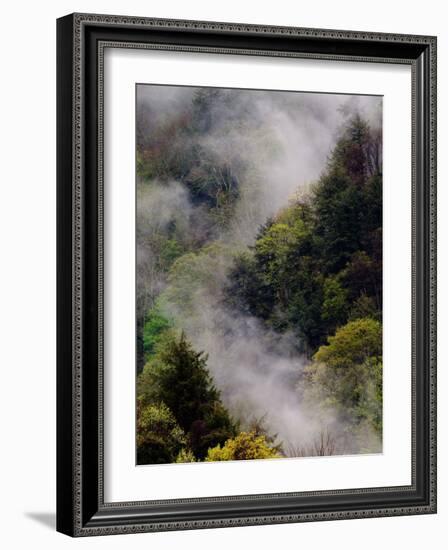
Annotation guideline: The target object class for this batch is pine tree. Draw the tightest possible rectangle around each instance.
[138,332,237,460]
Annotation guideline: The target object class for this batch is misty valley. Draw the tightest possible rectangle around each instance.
[135,85,383,465]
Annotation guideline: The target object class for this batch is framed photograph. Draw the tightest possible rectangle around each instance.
[57,13,437,536]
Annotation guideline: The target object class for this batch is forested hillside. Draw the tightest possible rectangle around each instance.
[136,85,383,464]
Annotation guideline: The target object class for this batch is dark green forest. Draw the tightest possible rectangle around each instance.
[136,86,382,464]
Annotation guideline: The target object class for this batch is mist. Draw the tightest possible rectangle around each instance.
[136,84,382,455]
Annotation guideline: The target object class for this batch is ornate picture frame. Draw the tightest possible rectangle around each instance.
[57,13,436,536]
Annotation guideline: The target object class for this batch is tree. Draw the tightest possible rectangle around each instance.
[135,101,385,458]
[342,250,382,313]
[313,173,366,273]
[348,294,379,322]
[206,431,281,461]
[138,332,237,459]
[286,258,326,351]
[175,448,196,463]
[329,113,380,185]
[224,124,383,351]
[254,215,308,308]
[321,275,349,332]
[142,306,172,359]
[225,251,276,321]
[305,318,382,436]
[161,242,236,326]
[312,115,382,275]
[225,202,323,349]
[136,401,187,464]
[313,317,382,369]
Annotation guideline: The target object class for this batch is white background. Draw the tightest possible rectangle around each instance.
[105,50,412,501]
[0,1,445,549]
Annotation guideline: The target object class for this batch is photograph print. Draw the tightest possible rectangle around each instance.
[135,84,383,465]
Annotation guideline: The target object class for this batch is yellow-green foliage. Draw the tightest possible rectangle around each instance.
[161,242,239,323]
[313,317,382,369]
[321,276,348,323]
[175,448,196,463]
[136,401,187,464]
[206,431,280,462]
[254,208,309,276]
[306,318,382,436]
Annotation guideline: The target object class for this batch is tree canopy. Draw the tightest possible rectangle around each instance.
[138,332,237,460]
[206,431,281,461]
[136,88,383,462]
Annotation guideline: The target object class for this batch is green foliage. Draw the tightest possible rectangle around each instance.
[136,401,186,464]
[225,115,382,353]
[306,318,382,436]
[224,251,276,321]
[136,98,384,460]
[348,294,379,321]
[329,113,380,185]
[142,307,172,358]
[206,431,281,461]
[136,150,154,181]
[312,114,382,274]
[161,242,238,329]
[254,213,310,308]
[321,276,348,325]
[362,174,383,243]
[286,260,326,350]
[227,202,322,346]
[138,332,236,460]
[159,238,185,268]
[136,108,194,182]
[175,448,196,463]
[137,330,177,407]
[313,317,382,368]
[313,173,366,273]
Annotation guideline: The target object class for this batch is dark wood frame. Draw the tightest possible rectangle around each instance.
[57,13,437,537]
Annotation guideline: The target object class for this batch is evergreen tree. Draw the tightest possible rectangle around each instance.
[138,332,237,460]
[224,114,382,353]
